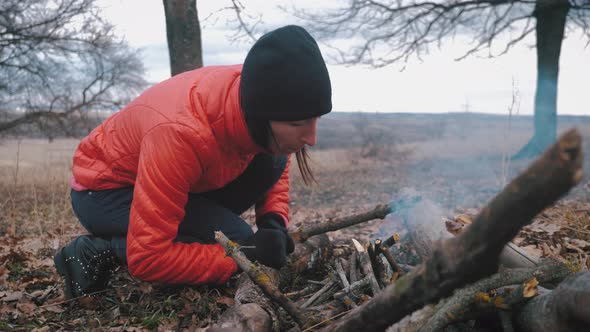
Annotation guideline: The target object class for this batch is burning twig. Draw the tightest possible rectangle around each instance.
[291,196,423,243]
[321,128,583,331]
[382,233,400,248]
[290,204,392,242]
[214,231,306,327]
[378,239,402,275]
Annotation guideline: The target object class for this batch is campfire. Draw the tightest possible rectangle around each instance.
[210,129,588,331]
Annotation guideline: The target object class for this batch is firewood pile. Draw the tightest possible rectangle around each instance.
[211,129,590,332]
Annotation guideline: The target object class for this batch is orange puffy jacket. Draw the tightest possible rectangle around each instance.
[72,65,290,285]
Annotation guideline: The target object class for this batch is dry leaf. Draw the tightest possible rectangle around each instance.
[181,288,201,302]
[16,298,36,315]
[445,219,464,236]
[529,222,561,235]
[564,238,590,252]
[522,245,543,257]
[456,214,473,225]
[78,296,100,310]
[215,296,235,307]
[523,278,539,298]
[41,303,65,314]
[138,282,153,294]
[0,291,23,302]
[32,327,50,332]
[493,296,509,310]
[474,292,491,303]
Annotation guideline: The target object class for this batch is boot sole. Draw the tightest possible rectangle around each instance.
[54,248,75,299]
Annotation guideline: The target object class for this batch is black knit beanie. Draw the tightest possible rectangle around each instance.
[240,25,332,148]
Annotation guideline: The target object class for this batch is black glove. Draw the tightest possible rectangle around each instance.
[239,213,294,269]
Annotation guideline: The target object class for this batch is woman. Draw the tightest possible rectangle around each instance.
[54,25,332,299]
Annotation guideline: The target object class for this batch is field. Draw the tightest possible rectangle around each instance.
[1,112,590,330]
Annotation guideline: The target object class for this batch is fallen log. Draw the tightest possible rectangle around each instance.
[419,262,572,332]
[516,270,590,332]
[446,215,540,268]
[320,128,583,331]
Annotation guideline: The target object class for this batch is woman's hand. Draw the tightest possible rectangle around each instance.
[239,214,294,268]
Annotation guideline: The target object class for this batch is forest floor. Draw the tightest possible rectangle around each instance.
[1,112,589,331]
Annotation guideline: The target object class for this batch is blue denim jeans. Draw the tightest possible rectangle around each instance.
[70,154,288,264]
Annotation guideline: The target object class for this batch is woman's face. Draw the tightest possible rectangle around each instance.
[268,117,319,154]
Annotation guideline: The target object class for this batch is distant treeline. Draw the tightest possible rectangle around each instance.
[2,111,589,148]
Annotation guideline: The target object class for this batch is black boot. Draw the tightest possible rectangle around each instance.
[54,235,119,298]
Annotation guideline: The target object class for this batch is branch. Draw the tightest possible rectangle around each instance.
[290,204,392,242]
[290,195,422,243]
[321,128,583,331]
[214,231,306,327]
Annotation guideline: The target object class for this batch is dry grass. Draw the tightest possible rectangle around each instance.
[0,139,81,239]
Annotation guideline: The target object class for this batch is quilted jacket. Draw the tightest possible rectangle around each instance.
[71,65,290,285]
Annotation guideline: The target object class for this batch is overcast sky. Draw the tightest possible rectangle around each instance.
[98,0,589,116]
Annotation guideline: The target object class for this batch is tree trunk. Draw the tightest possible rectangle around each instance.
[514,0,569,159]
[163,0,203,76]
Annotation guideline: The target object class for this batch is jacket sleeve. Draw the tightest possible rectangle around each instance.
[255,156,291,226]
[127,124,237,285]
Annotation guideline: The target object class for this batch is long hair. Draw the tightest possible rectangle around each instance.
[295,147,316,186]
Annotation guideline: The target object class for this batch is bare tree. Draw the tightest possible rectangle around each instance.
[289,0,590,158]
[163,0,203,76]
[0,0,148,138]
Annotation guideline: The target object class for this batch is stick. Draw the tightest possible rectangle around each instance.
[335,260,351,289]
[302,279,338,309]
[290,204,392,242]
[379,242,402,274]
[333,277,372,300]
[320,128,583,331]
[382,233,401,248]
[352,239,381,295]
[214,231,306,327]
[349,252,358,284]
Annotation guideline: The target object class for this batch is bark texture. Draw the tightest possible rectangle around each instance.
[517,270,590,332]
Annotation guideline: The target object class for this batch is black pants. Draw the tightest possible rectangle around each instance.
[70,154,288,263]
